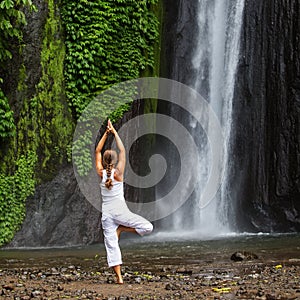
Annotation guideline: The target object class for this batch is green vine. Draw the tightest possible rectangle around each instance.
[0,0,34,61]
[0,152,37,246]
[0,89,15,138]
[63,0,160,177]
[0,0,73,246]
[15,0,74,180]
[0,0,35,140]
[13,0,73,182]
[61,0,159,119]
[0,0,37,246]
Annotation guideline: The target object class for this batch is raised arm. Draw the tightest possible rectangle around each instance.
[107,120,126,180]
[95,124,110,177]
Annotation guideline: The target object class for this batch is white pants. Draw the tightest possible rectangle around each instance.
[102,209,153,267]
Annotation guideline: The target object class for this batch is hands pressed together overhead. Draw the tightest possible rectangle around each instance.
[105,119,116,135]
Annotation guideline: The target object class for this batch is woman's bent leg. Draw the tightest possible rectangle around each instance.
[115,210,153,236]
[117,225,136,239]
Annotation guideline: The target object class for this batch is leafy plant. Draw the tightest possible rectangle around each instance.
[0,0,36,140]
[61,0,159,118]
[62,0,160,176]
[0,0,35,61]
[0,152,37,246]
[0,0,73,246]
[0,89,15,138]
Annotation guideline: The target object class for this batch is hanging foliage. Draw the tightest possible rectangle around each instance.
[0,0,36,139]
[0,89,15,138]
[61,0,159,119]
[0,152,37,245]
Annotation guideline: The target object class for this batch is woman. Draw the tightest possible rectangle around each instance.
[95,119,153,284]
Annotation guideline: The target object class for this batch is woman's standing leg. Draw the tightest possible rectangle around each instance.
[102,215,123,283]
[113,265,123,284]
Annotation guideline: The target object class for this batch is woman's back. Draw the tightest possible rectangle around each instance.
[100,169,125,213]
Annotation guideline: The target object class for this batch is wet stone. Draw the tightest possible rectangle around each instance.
[176,267,193,275]
[107,276,115,284]
[3,284,14,291]
[31,290,41,297]
[134,277,142,284]
[266,294,276,300]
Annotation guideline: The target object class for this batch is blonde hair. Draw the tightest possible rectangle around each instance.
[103,150,117,190]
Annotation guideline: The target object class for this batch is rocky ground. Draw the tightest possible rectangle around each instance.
[1,255,300,299]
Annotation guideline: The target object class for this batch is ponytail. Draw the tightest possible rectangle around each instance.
[105,163,113,190]
[103,150,117,190]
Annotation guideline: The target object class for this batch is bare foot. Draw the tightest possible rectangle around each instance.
[116,276,124,284]
[113,265,123,284]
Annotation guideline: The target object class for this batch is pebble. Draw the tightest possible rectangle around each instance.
[31,290,41,297]
[289,258,300,262]
[134,277,142,283]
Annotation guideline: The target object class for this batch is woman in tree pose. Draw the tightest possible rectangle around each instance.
[95,119,153,284]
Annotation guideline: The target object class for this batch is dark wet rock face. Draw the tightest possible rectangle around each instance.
[2,0,48,116]
[232,0,300,232]
[8,166,102,247]
[160,0,199,86]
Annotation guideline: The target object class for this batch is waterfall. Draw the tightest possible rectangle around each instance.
[163,0,245,238]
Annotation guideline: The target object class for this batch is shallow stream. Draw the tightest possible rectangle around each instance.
[1,233,299,272]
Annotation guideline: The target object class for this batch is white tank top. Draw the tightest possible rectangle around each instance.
[100,169,125,213]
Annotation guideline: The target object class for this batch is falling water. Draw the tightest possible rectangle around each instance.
[167,0,245,237]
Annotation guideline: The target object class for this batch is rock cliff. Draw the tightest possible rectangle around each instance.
[232,0,300,231]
